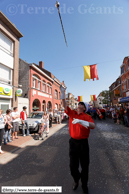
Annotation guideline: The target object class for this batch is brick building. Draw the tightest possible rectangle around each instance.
[19,59,66,113]
[120,56,129,98]
[0,11,23,113]
[66,93,78,109]
[109,77,121,106]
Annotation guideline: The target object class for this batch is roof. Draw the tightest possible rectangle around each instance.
[33,63,66,87]
[0,11,23,38]
[34,63,52,78]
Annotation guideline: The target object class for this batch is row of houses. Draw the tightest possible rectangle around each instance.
[0,11,66,114]
[109,56,129,106]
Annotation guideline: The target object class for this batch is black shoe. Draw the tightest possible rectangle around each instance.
[73,181,79,190]
[82,187,89,194]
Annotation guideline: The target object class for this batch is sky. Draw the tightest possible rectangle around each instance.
[0,0,129,102]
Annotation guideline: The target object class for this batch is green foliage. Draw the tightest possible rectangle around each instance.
[101,90,110,105]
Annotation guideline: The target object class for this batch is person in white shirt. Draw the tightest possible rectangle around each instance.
[11,107,20,140]
[42,111,49,133]
[57,109,62,124]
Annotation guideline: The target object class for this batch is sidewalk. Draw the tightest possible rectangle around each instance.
[0,123,58,156]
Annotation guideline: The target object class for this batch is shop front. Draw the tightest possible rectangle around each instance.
[0,84,12,113]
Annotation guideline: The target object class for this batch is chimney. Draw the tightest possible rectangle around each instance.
[62,81,64,84]
[39,61,43,69]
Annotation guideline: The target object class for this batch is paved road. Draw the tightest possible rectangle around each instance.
[0,118,129,194]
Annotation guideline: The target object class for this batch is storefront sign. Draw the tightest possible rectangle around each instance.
[0,87,11,96]
[16,89,22,96]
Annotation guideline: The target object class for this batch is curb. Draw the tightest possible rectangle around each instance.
[0,123,67,165]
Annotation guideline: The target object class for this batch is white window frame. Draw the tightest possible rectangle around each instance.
[0,31,13,56]
[47,85,49,93]
[50,87,52,94]
[124,81,126,91]
[0,64,12,85]
[38,81,41,90]
[128,79,129,90]
[33,78,36,88]
[43,81,46,92]
[55,90,58,99]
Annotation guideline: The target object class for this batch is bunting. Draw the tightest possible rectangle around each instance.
[90,95,94,101]
[78,96,83,102]
[83,66,91,81]
[93,95,97,101]
[90,95,97,101]
[83,64,99,81]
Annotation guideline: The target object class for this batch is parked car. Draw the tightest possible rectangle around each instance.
[19,111,44,133]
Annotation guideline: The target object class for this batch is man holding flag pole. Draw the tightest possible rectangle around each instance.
[60,86,95,194]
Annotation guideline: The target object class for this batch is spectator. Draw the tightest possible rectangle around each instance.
[11,107,20,140]
[116,110,120,124]
[111,110,116,123]
[0,109,5,154]
[4,109,13,144]
[124,105,129,127]
[49,109,53,128]
[119,107,124,124]
[20,106,30,136]
[42,111,49,133]
[92,107,97,120]
[57,109,62,124]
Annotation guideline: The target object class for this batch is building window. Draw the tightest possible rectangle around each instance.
[47,83,52,94]
[124,81,126,91]
[59,92,60,99]
[33,75,41,89]
[55,90,58,99]
[43,81,46,92]
[125,64,127,72]
[47,85,49,93]
[128,80,129,89]
[38,81,40,90]
[0,31,13,56]
[0,64,11,84]
[121,66,124,74]
[50,87,52,94]
[33,79,36,88]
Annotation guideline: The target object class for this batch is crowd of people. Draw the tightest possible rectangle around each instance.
[86,104,129,127]
[0,106,54,154]
[55,109,67,124]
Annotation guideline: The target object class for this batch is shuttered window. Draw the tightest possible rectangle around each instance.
[0,31,13,55]
[0,64,11,84]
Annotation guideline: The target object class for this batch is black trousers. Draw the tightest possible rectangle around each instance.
[0,128,4,146]
[69,137,89,189]
[49,120,52,128]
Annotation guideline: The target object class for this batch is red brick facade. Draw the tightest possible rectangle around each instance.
[29,66,53,112]
[109,77,121,106]
[28,62,66,113]
[121,57,129,98]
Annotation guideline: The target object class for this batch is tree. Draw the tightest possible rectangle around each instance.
[101,90,111,105]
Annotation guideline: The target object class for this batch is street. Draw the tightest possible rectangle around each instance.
[0,118,129,194]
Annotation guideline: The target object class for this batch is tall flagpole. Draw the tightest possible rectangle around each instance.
[55,1,68,47]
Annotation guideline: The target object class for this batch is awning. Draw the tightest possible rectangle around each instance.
[119,96,129,103]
